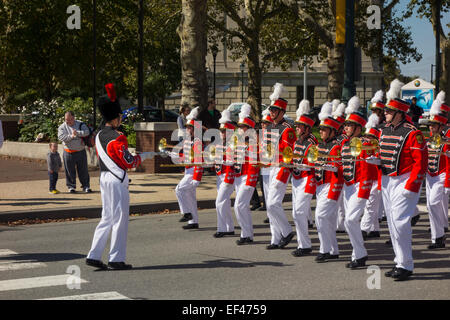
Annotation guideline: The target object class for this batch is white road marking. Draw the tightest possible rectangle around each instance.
[40,291,131,300]
[0,249,46,271]
[0,275,88,292]
[0,249,17,257]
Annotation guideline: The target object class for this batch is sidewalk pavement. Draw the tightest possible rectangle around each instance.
[0,172,289,223]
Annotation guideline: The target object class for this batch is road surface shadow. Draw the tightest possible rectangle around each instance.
[0,252,85,262]
[133,258,290,270]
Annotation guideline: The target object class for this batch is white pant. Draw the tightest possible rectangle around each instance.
[216,175,235,233]
[87,171,130,263]
[234,175,254,238]
[291,177,312,249]
[315,183,339,255]
[382,173,420,271]
[267,167,292,245]
[175,168,198,224]
[262,167,272,219]
[443,191,450,229]
[336,192,345,231]
[361,183,381,232]
[426,173,446,242]
[343,183,368,260]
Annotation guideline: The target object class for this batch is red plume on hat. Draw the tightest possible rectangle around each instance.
[105,83,117,102]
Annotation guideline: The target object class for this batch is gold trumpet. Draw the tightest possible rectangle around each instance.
[428,134,450,149]
[349,137,379,157]
[158,138,177,152]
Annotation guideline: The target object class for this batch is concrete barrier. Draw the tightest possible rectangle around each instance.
[0,141,135,168]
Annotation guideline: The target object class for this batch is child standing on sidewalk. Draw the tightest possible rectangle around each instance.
[48,142,62,194]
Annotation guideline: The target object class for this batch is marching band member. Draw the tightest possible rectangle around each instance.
[425,91,448,249]
[266,83,297,249]
[341,96,377,269]
[368,79,428,281]
[175,107,204,230]
[233,104,260,245]
[360,113,382,240]
[260,106,274,223]
[213,107,236,238]
[439,101,450,231]
[290,99,317,257]
[86,83,146,270]
[332,101,348,233]
[314,102,344,262]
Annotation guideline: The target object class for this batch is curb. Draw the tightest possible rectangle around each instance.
[0,194,294,223]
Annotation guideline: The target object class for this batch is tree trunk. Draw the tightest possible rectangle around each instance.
[247,39,262,121]
[439,39,450,105]
[327,43,345,100]
[177,0,208,110]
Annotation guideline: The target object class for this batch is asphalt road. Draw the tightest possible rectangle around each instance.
[0,204,448,300]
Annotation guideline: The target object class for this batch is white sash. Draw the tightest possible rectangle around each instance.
[96,132,126,182]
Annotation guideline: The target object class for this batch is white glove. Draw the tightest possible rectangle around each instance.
[191,180,200,188]
[365,156,381,166]
[138,152,156,161]
[322,165,338,172]
[402,189,417,199]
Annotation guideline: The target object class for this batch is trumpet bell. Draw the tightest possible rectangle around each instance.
[307,145,319,163]
[282,146,294,163]
[429,134,441,149]
[350,137,362,157]
[158,138,167,152]
[264,144,273,159]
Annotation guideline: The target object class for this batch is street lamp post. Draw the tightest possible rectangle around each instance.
[92,0,97,129]
[431,64,435,83]
[342,0,356,101]
[211,44,218,100]
[435,0,441,92]
[138,0,144,115]
[240,62,245,102]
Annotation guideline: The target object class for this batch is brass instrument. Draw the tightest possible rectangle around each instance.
[428,134,450,149]
[158,137,177,152]
[349,137,379,157]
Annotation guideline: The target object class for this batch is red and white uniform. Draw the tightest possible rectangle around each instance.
[426,131,450,243]
[291,134,317,249]
[341,136,377,260]
[233,141,260,239]
[314,137,343,256]
[361,149,382,233]
[266,120,297,245]
[215,144,235,233]
[380,120,427,271]
[87,126,142,263]
[175,138,203,225]
[442,128,450,230]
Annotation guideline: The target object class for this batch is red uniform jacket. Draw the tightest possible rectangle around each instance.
[272,120,297,183]
[234,143,260,187]
[180,138,203,181]
[215,144,235,185]
[315,138,343,201]
[292,134,317,194]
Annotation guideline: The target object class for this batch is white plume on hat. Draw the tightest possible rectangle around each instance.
[238,103,252,122]
[219,109,232,124]
[331,99,340,112]
[296,99,310,118]
[186,106,200,120]
[430,91,445,116]
[332,102,346,118]
[262,106,270,118]
[345,95,360,115]
[269,83,285,104]
[319,101,333,121]
[371,90,384,103]
[365,113,380,130]
[386,79,404,103]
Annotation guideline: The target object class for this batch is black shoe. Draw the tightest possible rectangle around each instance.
[385,239,392,246]
[392,268,413,281]
[250,203,262,211]
[266,244,280,250]
[367,231,381,239]
[259,206,267,211]
[346,256,368,269]
[69,188,76,194]
[291,248,312,257]
[381,216,387,222]
[182,223,199,229]
[411,214,420,226]
[385,267,397,277]
[328,254,339,260]
[315,253,331,263]
[427,236,446,249]
[279,232,295,248]
[179,213,192,222]
[213,231,235,238]
[362,230,368,240]
[263,218,270,224]
[236,237,253,245]
[108,262,133,270]
[308,223,314,229]
[86,258,108,270]
[336,230,346,234]
[84,188,92,193]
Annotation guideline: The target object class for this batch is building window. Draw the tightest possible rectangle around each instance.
[296,86,315,107]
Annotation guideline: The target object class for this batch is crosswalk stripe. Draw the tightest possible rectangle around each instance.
[40,291,131,300]
[0,275,88,292]
[0,262,47,271]
[0,249,47,271]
